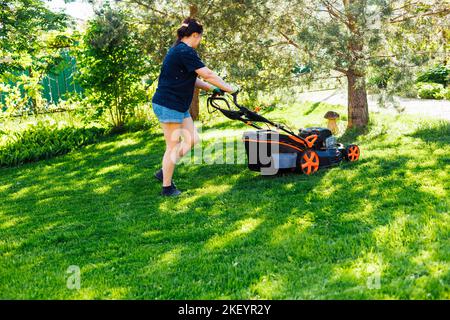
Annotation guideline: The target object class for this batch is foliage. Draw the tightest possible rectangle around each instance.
[0,0,71,113]
[444,88,450,101]
[415,82,445,100]
[0,121,105,167]
[121,104,159,132]
[368,1,449,101]
[123,0,449,128]
[123,0,297,94]
[0,0,68,73]
[0,83,30,117]
[74,4,153,129]
[416,64,450,87]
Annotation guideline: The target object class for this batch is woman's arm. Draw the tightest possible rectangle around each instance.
[195,78,214,91]
[195,67,236,93]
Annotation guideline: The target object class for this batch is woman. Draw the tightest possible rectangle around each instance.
[152,17,238,197]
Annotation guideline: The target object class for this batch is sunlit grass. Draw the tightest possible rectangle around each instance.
[0,101,448,299]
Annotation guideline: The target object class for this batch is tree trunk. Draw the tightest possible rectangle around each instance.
[347,71,369,129]
[189,87,200,120]
[189,4,198,17]
[188,4,200,120]
[342,0,369,129]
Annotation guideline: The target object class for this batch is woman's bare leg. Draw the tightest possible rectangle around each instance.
[178,116,200,158]
[160,117,200,187]
[161,122,182,187]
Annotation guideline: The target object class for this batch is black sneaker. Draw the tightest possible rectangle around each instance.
[154,169,163,181]
[154,169,176,187]
[161,184,182,197]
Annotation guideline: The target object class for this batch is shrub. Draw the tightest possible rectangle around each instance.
[443,88,450,101]
[124,117,156,133]
[0,83,30,118]
[74,5,153,129]
[0,121,105,167]
[416,82,445,99]
[416,64,450,87]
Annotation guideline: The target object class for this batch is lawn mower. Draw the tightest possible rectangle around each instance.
[207,91,360,175]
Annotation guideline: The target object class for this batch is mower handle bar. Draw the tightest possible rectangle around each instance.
[207,91,300,137]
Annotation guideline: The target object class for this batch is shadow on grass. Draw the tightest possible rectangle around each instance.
[338,126,370,144]
[0,128,448,299]
[163,154,447,299]
[408,120,450,146]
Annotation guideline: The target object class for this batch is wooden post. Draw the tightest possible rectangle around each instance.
[188,4,200,120]
[190,87,200,120]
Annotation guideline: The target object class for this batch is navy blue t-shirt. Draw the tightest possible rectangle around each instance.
[152,42,206,112]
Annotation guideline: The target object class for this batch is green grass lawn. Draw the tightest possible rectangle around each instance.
[0,101,449,299]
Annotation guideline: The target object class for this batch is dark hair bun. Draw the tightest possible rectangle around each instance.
[176,17,203,41]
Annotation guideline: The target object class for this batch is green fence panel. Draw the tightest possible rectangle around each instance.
[1,52,83,113]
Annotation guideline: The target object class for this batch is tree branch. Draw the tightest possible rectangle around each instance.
[333,66,349,75]
[321,0,349,27]
[124,0,180,19]
[389,8,450,23]
[278,30,301,49]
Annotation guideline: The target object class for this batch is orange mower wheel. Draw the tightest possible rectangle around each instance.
[346,144,360,162]
[299,150,320,175]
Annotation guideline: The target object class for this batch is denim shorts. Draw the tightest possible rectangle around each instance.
[152,103,191,123]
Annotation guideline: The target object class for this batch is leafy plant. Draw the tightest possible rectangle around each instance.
[416,82,445,99]
[0,121,105,167]
[416,64,450,87]
[0,1,69,114]
[74,5,153,129]
[0,83,29,118]
[444,88,450,100]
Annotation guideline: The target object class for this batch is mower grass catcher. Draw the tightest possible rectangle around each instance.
[207,92,360,175]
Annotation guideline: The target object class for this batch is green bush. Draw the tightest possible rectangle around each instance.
[416,82,445,99]
[416,64,450,86]
[443,88,450,100]
[0,121,105,167]
[74,5,153,129]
